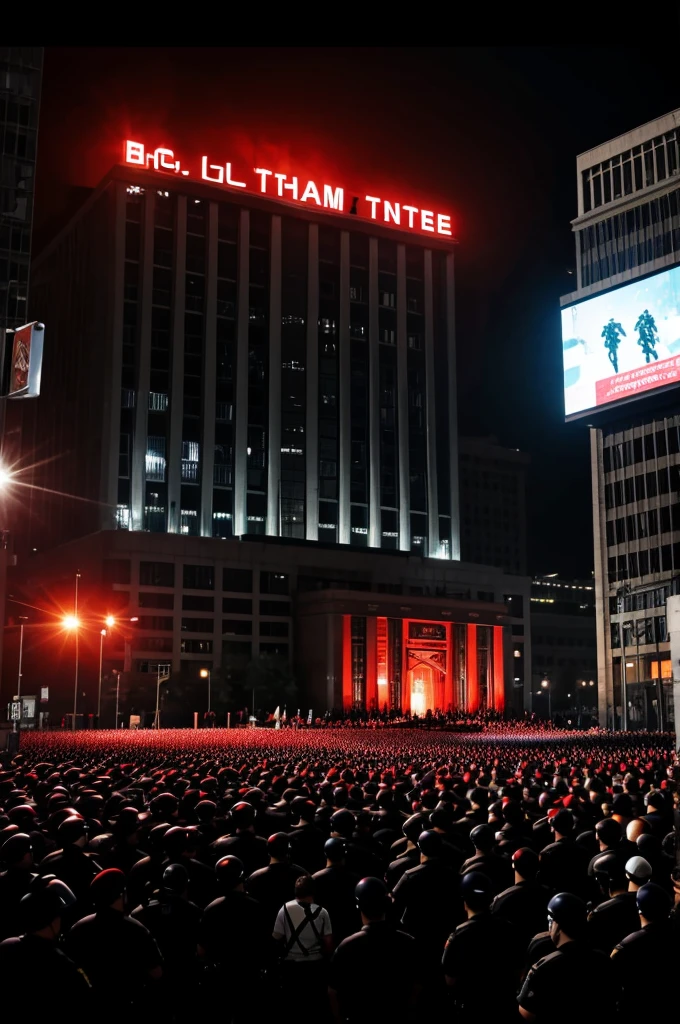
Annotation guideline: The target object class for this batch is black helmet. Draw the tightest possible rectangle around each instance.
[147,822,173,852]
[547,892,587,937]
[162,863,189,894]
[324,837,346,863]
[163,826,189,857]
[470,824,495,851]
[267,832,290,860]
[592,852,627,891]
[1,832,32,866]
[58,815,88,846]
[330,809,355,838]
[230,802,255,830]
[20,888,64,932]
[355,876,389,915]
[625,855,652,886]
[402,813,427,841]
[460,871,493,911]
[215,855,244,889]
[595,818,621,847]
[636,882,671,922]
[417,830,443,857]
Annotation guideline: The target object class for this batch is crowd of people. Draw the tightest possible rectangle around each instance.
[1,727,679,1022]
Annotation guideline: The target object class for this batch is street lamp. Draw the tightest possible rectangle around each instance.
[63,570,81,731]
[541,677,551,721]
[200,668,211,716]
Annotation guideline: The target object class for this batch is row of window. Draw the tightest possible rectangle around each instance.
[607,543,680,584]
[532,635,595,648]
[105,560,289,594]
[136,640,289,658]
[134,616,289,634]
[582,130,680,213]
[533,654,597,668]
[606,504,680,547]
[609,582,678,614]
[603,424,680,472]
[604,464,680,509]
[610,615,668,648]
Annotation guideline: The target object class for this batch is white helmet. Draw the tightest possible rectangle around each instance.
[625,855,652,885]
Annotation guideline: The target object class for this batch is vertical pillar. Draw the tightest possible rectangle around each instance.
[338,231,351,545]
[104,182,127,524]
[424,250,438,557]
[444,621,454,710]
[342,614,353,710]
[233,209,250,537]
[376,616,388,709]
[396,243,410,551]
[200,201,218,537]
[167,195,187,534]
[466,622,479,711]
[493,625,505,713]
[368,237,381,548]
[446,251,460,559]
[130,191,155,532]
[306,224,319,541]
[365,616,377,709]
[402,618,410,713]
[266,215,282,536]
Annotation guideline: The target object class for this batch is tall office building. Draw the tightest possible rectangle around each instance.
[5,136,533,720]
[561,108,680,730]
[0,47,42,334]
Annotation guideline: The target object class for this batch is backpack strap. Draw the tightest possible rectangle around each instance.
[282,903,322,958]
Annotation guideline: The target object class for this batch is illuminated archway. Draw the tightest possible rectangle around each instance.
[408,664,434,715]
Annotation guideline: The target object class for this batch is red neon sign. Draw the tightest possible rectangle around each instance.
[124,140,453,239]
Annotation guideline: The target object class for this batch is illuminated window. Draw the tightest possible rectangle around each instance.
[116,505,130,530]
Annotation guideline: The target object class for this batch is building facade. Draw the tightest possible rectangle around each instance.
[562,108,680,730]
[4,531,529,723]
[459,436,529,575]
[19,156,459,563]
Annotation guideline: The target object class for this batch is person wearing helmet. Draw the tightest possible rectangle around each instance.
[490,847,551,948]
[312,838,360,945]
[65,868,162,1012]
[537,809,589,899]
[625,854,652,892]
[245,832,307,930]
[130,863,201,1014]
[587,851,638,952]
[611,883,679,1021]
[126,821,172,910]
[385,813,427,890]
[197,855,269,1018]
[0,887,91,1014]
[0,833,38,941]
[329,808,382,879]
[459,823,513,895]
[328,877,420,1024]
[288,797,326,874]
[212,802,269,876]
[38,815,101,905]
[640,789,673,839]
[273,874,333,1011]
[161,825,216,909]
[443,871,520,1020]
[518,892,617,1022]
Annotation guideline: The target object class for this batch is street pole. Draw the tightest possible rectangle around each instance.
[208,670,211,715]
[548,686,552,723]
[72,571,80,731]
[622,655,628,731]
[115,671,120,729]
[155,666,161,729]
[17,621,24,699]
[252,686,255,723]
[97,630,105,725]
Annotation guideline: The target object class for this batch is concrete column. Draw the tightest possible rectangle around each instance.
[306,224,319,541]
[130,191,155,532]
[446,251,460,559]
[368,237,380,548]
[666,595,680,750]
[423,249,438,557]
[266,215,282,536]
[200,202,218,537]
[338,231,351,545]
[591,426,612,727]
[104,182,127,526]
[233,209,250,537]
[167,196,187,534]
[396,243,410,551]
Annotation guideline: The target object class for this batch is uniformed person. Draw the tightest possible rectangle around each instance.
[288,798,326,874]
[38,816,101,905]
[518,892,617,1022]
[624,854,652,892]
[245,832,307,930]
[329,877,421,1024]
[587,851,639,952]
[65,868,163,1017]
[537,810,589,899]
[459,824,513,895]
[214,802,269,876]
[0,887,91,1015]
[312,838,360,944]
[490,846,551,949]
[611,882,679,1022]
[443,871,520,1021]
[385,814,424,890]
[0,833,38,940]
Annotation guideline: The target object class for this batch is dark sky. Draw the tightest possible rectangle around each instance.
[33,46,680,577]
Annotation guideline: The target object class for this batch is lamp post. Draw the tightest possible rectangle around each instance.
[63,571,81,731]
[97,615,116,726]
[541,677,551,721]
[200,668,211,720]
[114,670,121,729]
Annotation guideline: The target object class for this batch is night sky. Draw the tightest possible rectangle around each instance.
[33,46,680,578]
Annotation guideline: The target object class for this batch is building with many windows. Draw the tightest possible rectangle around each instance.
[561,107,680,730]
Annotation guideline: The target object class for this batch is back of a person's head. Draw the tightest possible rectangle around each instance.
[294,874,315,901]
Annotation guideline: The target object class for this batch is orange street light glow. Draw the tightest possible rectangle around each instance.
[62,615,80,629]
[105,615,116,627]
[199,669,209,678]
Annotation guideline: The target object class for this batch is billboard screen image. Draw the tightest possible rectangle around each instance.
[562,265,680,420]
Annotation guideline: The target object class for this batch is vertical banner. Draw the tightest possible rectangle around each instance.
[466,623,479,712]
[493,625,505,713]
[7,322,45,399]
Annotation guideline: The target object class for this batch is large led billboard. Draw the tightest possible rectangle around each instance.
[562,265,680,420]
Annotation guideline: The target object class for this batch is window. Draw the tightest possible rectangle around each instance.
[182,595,214,612]
[223,640,252,657]
[139,592,174,609]
[183,564,215,590]
[260,642,289,656]
[135,637,173,653]
[136,616,173,631]
[260,620,289,636]
[104,559,131,585]
[140,562,175,587]
[260,599,291,616]
[222,568,252,592]
[260,571,289,595]
[180,639,213,654]
[222,597,252,614]
[222,619,252,635]
[181,617,214,633]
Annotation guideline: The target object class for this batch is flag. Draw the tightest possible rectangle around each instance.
[274,706,281,730]
[307,708,313,724]
[282,707,287,723]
